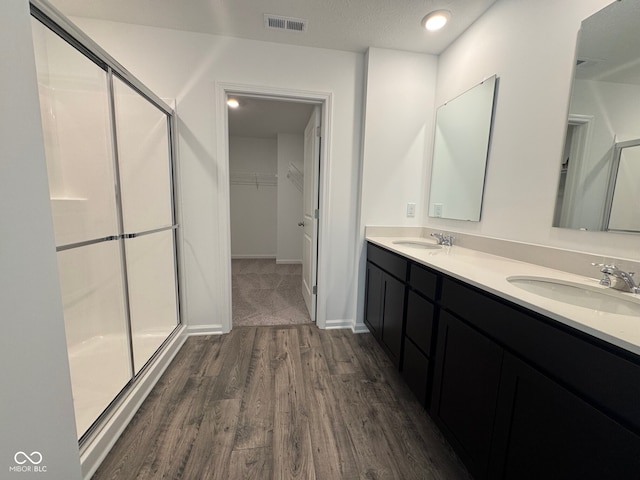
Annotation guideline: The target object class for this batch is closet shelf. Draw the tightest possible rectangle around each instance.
[286,163,303,193]
[230,171,277,188]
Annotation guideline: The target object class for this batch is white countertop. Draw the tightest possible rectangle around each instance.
[367,236,640,357]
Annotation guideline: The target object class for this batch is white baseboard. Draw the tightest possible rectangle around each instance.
[231,254,276,259]
[352,322,371,334]
[80,325,188,480]
[186,324,226,335]
[324,319,354,330]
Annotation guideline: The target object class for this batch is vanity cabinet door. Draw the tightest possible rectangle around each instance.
[489,352,640,480]
[431,311,503,479]
[380,272,405,367]
[364,260,405,366]
[402,338,429,405]
[364,262,383,337]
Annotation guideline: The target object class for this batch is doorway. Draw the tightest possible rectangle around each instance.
[553,114,593,229]
[225,92,323,327]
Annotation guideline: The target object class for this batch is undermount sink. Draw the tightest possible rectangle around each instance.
[507,276,640,316]
[392,240,442,250]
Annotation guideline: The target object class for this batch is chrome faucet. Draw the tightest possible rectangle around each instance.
[592,263,639,293]
[431,232,454,246]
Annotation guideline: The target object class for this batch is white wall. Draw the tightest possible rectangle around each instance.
[0,0,82,477]
[229,136,277,257]
[277,133,304,263]
[360,47,438,227]
[357,47,438,327]
[426,0,636,259]
[71,18,365,330]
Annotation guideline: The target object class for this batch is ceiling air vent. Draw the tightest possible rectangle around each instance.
[264,14,308,33]
[576,57,600,68]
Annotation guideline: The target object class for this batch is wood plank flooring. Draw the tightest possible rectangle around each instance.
[92,325,471,480]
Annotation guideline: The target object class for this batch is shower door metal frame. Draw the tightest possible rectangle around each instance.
[30,0,183,445]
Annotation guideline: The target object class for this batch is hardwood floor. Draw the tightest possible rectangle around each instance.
[92,325,471,479]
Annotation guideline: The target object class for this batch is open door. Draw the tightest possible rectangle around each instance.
[302,106,320,321]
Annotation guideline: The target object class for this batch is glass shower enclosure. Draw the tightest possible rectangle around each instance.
[30,7,181,441]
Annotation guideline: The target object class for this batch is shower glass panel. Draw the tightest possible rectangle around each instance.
[112,77,174,232]
[31,19,132,439]
[125,231,179,373]
[31,18,119,246]
[112,76,178,374]
[57,242,131,438]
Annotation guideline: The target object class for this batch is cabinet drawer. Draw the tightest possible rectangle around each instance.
[367,243,407,281]
[405,291,434,357]
[409,263,438,300]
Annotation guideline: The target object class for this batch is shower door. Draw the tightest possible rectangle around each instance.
[31,15,180,440]
[112,77,179,374]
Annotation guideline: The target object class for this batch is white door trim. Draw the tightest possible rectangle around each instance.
[214,82,332,330]
[560,114,594,228]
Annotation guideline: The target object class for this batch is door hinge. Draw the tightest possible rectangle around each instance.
[312,285,317,294]
[314,209,319,219]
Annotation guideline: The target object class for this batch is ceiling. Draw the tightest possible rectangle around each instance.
[228,97,315,138]
[48,0,498,138]
[49,0,498,56]
[575,0,640,85]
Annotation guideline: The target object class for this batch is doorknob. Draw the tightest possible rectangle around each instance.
[298,221,305,227]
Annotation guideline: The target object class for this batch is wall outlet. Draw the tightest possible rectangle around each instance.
[407,202,416,217]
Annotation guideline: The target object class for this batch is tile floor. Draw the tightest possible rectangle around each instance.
[231,258,312,326]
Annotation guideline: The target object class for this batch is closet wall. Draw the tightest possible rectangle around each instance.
[229,136,278,257]
[229,134,304,262]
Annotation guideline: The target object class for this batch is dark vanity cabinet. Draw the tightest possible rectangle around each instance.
[433,277,640,480]
[365,243,438,391]
[364,244,408,366]
[364,242,640,480]
[490,352,640,480]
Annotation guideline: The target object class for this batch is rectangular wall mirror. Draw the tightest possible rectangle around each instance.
[428,75,497,222]
[554,0,640,232]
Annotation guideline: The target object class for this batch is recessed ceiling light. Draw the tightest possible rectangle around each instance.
[422,10,451,32]
[227,98,240,109]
